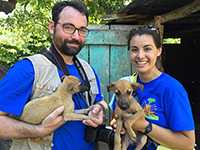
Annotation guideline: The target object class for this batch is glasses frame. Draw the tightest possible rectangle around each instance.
[57,22,89,37]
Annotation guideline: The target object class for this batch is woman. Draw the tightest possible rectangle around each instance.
[109,26,195,150]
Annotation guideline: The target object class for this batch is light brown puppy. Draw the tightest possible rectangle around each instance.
[20,75,91,142]
[107,79,147,150]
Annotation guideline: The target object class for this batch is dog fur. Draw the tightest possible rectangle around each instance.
[107,79,147,150]
[20,75,91,142]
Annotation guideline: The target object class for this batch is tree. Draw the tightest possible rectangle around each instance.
[0,0,128,66]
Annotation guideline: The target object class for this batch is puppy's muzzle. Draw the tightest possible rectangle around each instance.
[79,82,90,92]
[117,100,130,110]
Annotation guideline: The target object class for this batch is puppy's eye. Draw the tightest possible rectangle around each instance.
[127,89,132,95]
[115,90,121,96]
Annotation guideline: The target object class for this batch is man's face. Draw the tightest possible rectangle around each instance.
[51,6,88,56]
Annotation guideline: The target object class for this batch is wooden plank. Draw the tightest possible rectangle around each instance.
[110,45,132,87]
[157,0,200,24]
[89,45,110,103]
[110,25,140,30]
[88,25,109,30]
[86,30,130,45]
[78,45,89,62]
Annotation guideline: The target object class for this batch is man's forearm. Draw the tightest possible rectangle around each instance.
[0,115,40,139]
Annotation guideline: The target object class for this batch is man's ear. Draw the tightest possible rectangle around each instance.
[48,20,55,35]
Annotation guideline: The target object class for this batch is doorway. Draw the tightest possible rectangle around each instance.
[164,37,200,149]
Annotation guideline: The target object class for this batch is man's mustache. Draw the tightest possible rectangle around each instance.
[64,40,81,45]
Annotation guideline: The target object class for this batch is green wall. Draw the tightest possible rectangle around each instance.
[78,25,137,120]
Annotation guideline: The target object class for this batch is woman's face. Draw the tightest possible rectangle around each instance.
[129,34,162,75]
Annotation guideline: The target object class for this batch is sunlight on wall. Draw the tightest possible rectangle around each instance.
[163,38,181,44]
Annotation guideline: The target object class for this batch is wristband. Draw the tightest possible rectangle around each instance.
[144,121,152,135]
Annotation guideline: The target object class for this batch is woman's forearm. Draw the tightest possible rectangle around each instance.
[148,123,195,150]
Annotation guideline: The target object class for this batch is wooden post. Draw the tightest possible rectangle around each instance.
[154,16,164,41]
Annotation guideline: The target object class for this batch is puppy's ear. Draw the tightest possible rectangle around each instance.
[131,82,143,91]
[107,83,116,92]
[61,75,67,82]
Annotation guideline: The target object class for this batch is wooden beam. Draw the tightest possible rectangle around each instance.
[154,16,164,40]
[160,0,200,23]
[0,0,16,14]
[153,16,165,72]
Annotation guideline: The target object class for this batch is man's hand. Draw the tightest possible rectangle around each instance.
[82,104,104,127]
[36,106,65,137]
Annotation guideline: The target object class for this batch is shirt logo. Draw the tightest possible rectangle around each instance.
[143,97,159,120]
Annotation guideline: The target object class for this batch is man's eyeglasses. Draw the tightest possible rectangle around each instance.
[57,22,89,37]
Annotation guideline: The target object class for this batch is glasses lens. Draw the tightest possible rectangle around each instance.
[79,27,88,37]
[63,24,76,34]
[61,23,88,37]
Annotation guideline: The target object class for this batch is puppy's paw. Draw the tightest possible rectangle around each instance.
[30,137,43,143]
[129,134,137,142]
[64,114,91,121]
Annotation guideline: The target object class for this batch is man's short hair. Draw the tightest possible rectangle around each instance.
[52,0,89,23]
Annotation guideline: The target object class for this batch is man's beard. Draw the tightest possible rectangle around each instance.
[59,39,84,56]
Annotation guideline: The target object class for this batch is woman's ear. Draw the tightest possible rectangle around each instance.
[48,20,55,35]
[157,47,162,57]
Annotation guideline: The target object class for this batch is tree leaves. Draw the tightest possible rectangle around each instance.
[0,0,129,66]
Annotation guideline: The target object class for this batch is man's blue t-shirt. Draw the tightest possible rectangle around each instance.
[109,73,194,150]
[0,59,104,150]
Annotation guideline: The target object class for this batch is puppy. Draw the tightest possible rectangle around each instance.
[107,79,147,150]
[20,75,91,142]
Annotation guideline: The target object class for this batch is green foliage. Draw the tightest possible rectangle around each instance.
[0,1,55,66]
[0,0,128,66]
[85,0,126,24]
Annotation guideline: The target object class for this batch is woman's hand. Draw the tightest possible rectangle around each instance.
[110,117,126,134]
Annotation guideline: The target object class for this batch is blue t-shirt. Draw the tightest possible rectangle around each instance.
[109,73,194,150]
[0,58,104,150]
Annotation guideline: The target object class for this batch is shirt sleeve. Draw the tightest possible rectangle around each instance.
[164,82,195,131]
[0,59,34,116]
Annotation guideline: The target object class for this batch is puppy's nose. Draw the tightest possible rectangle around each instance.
[79,81,90,92]
[79,84,89,92]
[118,101,129,110]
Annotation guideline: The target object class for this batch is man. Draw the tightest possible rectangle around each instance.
[0,1,107,150]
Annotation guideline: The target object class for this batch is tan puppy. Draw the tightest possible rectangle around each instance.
[107,79,147,150]
[20,75,91,142]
